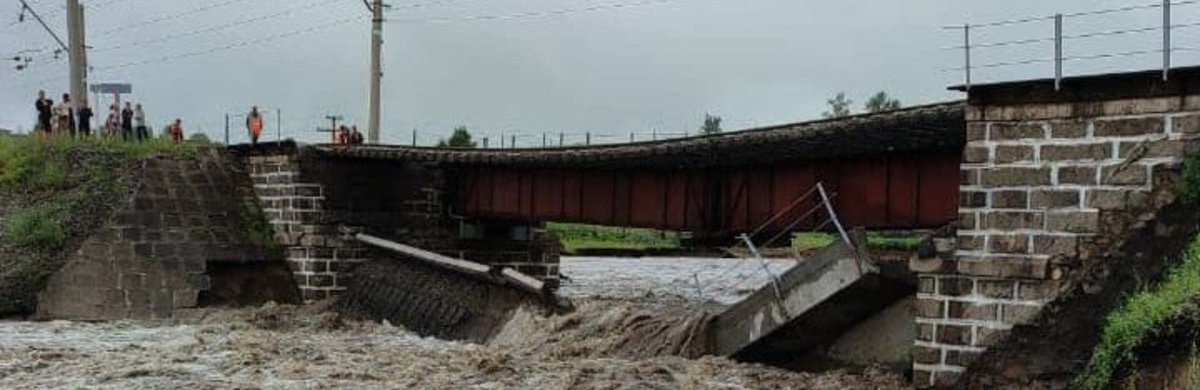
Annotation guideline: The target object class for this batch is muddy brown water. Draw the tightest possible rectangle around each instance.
[0,301,906,389]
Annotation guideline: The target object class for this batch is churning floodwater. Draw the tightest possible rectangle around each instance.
[0,257,906,389]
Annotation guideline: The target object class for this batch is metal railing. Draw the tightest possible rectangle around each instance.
[944,0,1199,89]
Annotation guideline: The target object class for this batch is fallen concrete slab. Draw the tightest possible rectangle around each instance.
[708,233,881,357]
[335,233,572,342]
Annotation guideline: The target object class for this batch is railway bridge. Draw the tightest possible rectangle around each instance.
[313,101,965,241]
[237,66,1200,388]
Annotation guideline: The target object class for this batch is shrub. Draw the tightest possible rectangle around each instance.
[1181,152,1200,207]
[5,207,66,250]
[1075,235,1200,389]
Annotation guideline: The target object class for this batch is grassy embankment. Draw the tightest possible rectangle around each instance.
[0,134,207,315]
[547,222,921,255]
[791,231,923,252]
[547,222,680,254]
[1073,154,1200,389]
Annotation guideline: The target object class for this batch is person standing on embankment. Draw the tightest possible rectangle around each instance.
[134,104,148,141]
[35,90,52,135]
[77,103,93,137]
[246,106,264,145]
[169,119,184,143]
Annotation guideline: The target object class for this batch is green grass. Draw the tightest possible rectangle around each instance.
[546,222,922,255]
[1074,235,1200,389]
[1182,154,1200,207]
[792,231,923,252]
[547,222,680,254]
[0,133,212,315]
[1075,152,1200,388]
[4,207,66,250]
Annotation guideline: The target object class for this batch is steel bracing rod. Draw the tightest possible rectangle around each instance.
[759,193,839,249]
[817,182,862,275]
[746,185,819,240]
[816,183,851,248]
[16,0,68,52]
[738,233,787,313]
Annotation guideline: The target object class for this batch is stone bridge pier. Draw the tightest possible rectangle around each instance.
[913,69,1200,387]
[235,142,561,302]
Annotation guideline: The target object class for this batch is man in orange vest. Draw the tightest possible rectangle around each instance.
[246,106,264,145]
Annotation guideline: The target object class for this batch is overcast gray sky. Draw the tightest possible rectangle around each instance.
[2,0,1198,145]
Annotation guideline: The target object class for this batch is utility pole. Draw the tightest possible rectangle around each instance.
[321,114,344,143]
[17,1,80,96]
[66,0,87,109]
[365,0,384,144]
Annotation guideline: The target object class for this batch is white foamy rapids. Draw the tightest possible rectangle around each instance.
[559,256,797,305]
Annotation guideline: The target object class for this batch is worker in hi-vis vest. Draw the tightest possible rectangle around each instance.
[246,106,264,145]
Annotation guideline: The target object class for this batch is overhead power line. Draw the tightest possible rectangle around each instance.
[5,14,364,91]
[98,14,365,71]
[387,0,685,24]
[85,0,138,10]
[92,0,259,38]
[15,0,67,51]
[943,0,1200,29]
[89,0,343,53]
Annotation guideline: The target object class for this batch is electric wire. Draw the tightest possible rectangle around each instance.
[88,0,344,53]
[3,14,364,91]
[387,0,684,24]
[943,0,1200,30]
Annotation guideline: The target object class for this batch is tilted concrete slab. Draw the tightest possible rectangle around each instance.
[708,236,879,357]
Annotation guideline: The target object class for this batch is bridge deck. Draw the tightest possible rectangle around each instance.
[312,101,964,169]
[305,102,965,234]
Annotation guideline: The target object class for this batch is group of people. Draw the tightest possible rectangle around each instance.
[35,90,185,143]
[333,124,364,145]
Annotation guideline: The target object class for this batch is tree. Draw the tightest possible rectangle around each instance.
[189,133,211,143]
[822,92,853,118]
[438,126,477,148]
[700,114,722,135]
[864,91,902,113]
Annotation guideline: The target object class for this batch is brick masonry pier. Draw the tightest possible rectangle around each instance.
[237,143,562,302]
[912,69,1200,387]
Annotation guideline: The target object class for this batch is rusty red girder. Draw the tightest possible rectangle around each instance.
[454,151,961,238]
